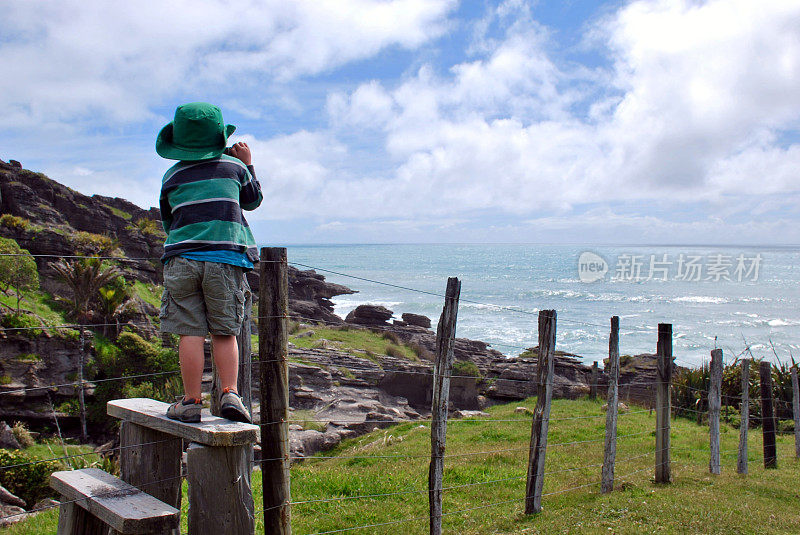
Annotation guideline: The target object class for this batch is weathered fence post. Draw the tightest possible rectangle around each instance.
[708,348,723,475]
[119,422,182,535]
[428,277,461,535]
[760,361,777,469]
[737,359,750,475]
[655,323,673,484]
[238,291,253,414]
[524,310,556,515]
[259,247,292,534]
[791,366,800,458]
[78,326,88,443]
[590,361,599,399]
[601,316,620,494]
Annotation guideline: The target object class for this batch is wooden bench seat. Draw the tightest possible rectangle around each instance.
[107,398,259,446]
[50,468,179,535]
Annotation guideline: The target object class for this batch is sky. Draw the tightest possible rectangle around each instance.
[1,0,799,245]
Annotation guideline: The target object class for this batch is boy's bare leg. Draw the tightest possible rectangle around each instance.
[211,334,239,393]
[179,335,205,401]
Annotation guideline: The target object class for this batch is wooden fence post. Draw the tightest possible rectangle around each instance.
[119,422,183,535]
[655,323,673,484]
[760,361,777,469]
[737,359,750,475]
[708,348,723,475]
[428,277,461,535]
[601,316,620,494]
[259,247,291,534]
[792,366,800,458]
[590,361,599,399]
[78,326,88,443]
[524,310,556,515]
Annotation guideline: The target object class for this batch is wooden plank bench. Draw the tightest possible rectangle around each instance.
[50,468,179,535]
[107,398,260,535]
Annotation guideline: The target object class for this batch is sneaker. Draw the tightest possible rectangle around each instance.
[220,388,252,424]
[166,396,202,423]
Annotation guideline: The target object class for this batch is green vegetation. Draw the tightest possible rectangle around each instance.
[129,218,165,238]
[0,214,32,231]
[0,313,42,338]
[14,353,40,362]
[132,281,163,309]
[7,397,800,534]
[0,449,63,506]
[105,204,132,220]
[88,331,180,427]
[0,375,12,385]
[51,258,121,321]
[11,422,35,448]
[71,231,120,255]
[291,409,328,432]
[453,360,481,378]
[0,237,39,313]
[290,325,420,361]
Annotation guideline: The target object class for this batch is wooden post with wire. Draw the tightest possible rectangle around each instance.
[590,361,599,399]
[601,316,620,493]
[708,348,723,475]
[737,359,750,474]
[259,247,292,534]
[524,309,556,515]
[655,323,673,484]
[760,361,777,469]
[428,277,461,535]
[791,366,800,458]
[78,326,88,443]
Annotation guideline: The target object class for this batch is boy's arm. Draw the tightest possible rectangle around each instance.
[159,189,173,233]
[240,166,263,211]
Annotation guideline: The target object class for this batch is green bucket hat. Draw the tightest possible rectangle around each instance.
[156,102,236,160]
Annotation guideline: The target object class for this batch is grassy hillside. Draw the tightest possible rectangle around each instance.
[7,397,799,534]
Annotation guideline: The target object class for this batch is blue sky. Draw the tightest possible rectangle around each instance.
[2,0,799,245]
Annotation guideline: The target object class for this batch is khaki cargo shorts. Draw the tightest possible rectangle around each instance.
[159,257,250,336]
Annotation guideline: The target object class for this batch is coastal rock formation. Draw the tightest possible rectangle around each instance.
[401,313,431,328]
[345,304,393,326]
[0,159,165,287]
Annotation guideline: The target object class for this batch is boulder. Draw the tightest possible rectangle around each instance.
[0,504,25,527]
[401,313,431,329]
[345,305,393,326]
[0,422,21,450]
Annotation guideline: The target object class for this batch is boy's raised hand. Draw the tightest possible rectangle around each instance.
[226,141,252,166]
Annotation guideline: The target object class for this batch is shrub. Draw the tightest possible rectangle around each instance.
[72,231,118,255]
[777,419,794,435]
[0,214,30,231]
[382,331,402,345]
[0,449,62,506]
[385,344,405,359]
[0,375,12,385]
[131,218,164,237]
[1,312,42,338]
[453,360,481,378]
[11,422,34,448]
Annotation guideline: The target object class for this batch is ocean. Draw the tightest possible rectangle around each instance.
[282,244,800,367]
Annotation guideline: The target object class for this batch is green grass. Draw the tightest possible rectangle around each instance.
[132,281,162,310]
[290,326,420,361]
[7,398,800,534]
[104,205,132,220]
[0,289,68,327]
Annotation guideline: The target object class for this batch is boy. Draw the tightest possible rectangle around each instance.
[156,102,263,424]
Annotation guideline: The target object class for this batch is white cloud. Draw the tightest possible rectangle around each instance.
[293,0,800,227]
[0,0,456,129]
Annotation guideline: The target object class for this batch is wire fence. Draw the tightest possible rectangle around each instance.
[0,251,798,533]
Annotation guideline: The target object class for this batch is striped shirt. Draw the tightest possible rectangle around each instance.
[159,154,263,263]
